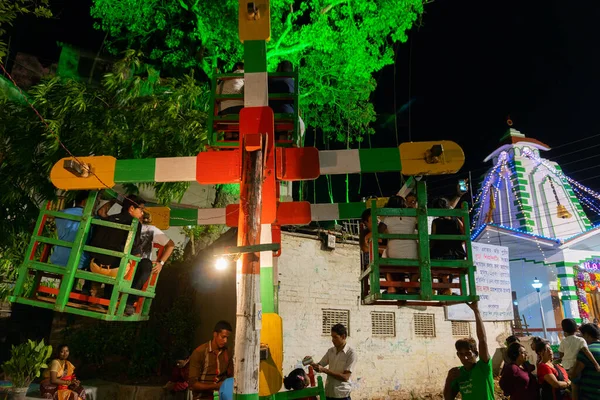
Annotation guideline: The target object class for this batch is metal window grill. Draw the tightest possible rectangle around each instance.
[322,309,350,335]
[371,311,395,336]
[413,313,436,337]
[451,321,471,337]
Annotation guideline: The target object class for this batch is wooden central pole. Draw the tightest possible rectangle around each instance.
[234,135,263,400]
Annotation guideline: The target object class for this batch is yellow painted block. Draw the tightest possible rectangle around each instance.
[144,207,171,230]
[239,0,271,42]
[399,141,465,176]
[365,197,389,209]
[259,313,283,396]
[50,156,116,190]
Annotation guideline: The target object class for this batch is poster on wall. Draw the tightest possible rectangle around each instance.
[446,242,514,321]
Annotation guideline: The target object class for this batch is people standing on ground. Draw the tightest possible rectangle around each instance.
[535,341,571,400]
[559,318,600,400]
[531,336,546,365]
[499,342,540,400]
[405,193,417,209]
[568,323,600,400]
[382,195,418,293]
[443,302,494,400]
[39,344,86,400]
[188,321,234,400]
[310,323,356,400]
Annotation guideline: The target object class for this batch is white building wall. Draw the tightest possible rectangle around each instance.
[277,233,512,398]
[509,260,560,342]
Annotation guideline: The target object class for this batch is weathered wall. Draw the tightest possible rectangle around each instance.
[277,233,512,399]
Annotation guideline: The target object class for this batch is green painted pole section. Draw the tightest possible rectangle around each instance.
[260,266,275,313]
[55,191,98,311]
[416,181,433,300]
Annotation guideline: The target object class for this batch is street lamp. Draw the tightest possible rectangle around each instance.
[531,277,548,339]
[215,257,228,271]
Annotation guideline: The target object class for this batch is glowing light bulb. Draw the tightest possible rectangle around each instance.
[215,257,228,271]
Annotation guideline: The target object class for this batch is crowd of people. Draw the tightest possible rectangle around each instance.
[51,191,175,316]
[497,321,600,400]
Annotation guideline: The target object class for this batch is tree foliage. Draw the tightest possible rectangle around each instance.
[0,0,52,59]
[0,51,211,252]
[91,0,423,141]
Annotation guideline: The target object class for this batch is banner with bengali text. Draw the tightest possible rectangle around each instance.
[446,242,513,321]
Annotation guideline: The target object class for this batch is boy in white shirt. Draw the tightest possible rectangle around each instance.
[559,318,600,371]
[559,318,600,398]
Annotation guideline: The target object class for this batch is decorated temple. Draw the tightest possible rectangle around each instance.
[472,127,600,330]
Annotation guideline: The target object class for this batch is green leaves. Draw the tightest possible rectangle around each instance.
[0,0,52,58]
[0,55,211,298]
[90,0,423,144]
[1,338,52,388]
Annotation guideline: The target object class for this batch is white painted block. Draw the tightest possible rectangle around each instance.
[319,149,361,175]
[155,157,197,182]
[310,203,339,221]
[244,72,268,108]
[196,208,226,225]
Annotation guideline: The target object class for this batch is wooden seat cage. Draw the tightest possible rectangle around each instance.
[208,70,300,149]
[9,191,161,322]
[361,180,478,306]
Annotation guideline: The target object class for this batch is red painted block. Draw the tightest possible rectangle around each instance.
[196,150,241,184]
[225,201,311,227]
[276,147,320,181]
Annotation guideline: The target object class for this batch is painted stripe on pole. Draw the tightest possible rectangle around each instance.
[244,72,268,107]
[114,159,156,183]
[359,148,401,173]
[196,208,226,225]
[155,157,197,182]
[338,202,366,220]
[310,203,340,221]
[260,225,273,269]
[244,41,268,73]
[319,150,361,175]
[169,208,198,226]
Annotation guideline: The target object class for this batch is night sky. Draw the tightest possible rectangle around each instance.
[8,0,600,206]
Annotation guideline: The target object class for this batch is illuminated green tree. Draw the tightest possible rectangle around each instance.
[91,0,423,141]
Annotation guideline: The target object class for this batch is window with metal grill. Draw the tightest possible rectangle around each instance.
[371,311,395,336]
[451,321,471,337]
[322,309,350,335]
[413,313,436,337]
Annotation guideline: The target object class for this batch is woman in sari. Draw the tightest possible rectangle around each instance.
[40,345,86,400]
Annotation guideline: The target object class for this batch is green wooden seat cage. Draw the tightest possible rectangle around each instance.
[9,191,158,322]
[361,180,478,305]
[208,70,300,148]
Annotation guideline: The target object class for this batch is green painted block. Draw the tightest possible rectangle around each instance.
[515,166,526,172]
[520,205,533,211]
[244,41,267,73]
[114,159,156,183]
[359,148,401,173]
[561,295,579,301]
[561,285,577,292]
[517,172,524,178]
[515,213,531,220]
[518,219,535,226]
[338,202,366,219]
[520,192,530,199]
[170,208,199,226]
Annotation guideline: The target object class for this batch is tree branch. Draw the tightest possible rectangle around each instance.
[267,42,310,59]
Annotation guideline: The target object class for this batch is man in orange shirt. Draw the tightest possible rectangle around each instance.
[188,321,234,399]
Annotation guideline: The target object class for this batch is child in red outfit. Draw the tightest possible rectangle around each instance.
[164,349,190,395]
